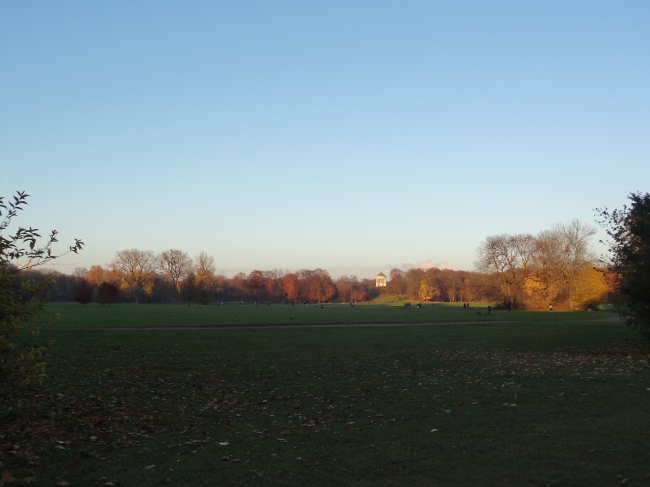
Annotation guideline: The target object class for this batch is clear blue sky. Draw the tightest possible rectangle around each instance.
[2,1,649,278]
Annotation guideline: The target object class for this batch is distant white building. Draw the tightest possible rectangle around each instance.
[375,272,387,287]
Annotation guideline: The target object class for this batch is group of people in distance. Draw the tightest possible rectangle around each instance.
[324,301,554,311]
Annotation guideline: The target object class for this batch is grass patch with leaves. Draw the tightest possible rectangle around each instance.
[1,319,649,486]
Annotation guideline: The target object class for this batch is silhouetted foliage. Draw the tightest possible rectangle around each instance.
[1,190,82,387]
[597,192,650,338]
[180,272,200,307]
[73,279,93,305]
[97,281,119,306]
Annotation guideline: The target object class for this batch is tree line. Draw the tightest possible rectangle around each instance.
[19,249,490,306]
[14,219,611,309]
[33,249,358,305]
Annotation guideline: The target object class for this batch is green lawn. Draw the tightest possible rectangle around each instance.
[45,302,611,328]
[2,306,649,486]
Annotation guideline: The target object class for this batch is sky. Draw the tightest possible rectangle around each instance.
[1,1,649,278]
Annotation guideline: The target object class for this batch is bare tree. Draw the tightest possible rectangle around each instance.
[195,251,215,281]
[194,251,217,302]
[160,249,194,297]
[475,233,536,303]
[553,220,597,309]
[73,267,88,279]
[476,234,515,301]
[524,220,597,309]
[510,233,536,279]
[527,229,566,306]
[110,249,159,304]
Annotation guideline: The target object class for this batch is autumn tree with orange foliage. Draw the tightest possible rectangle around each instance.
[296,269,336,302]
[246,270,267,302]
[280,273,299,302]
[86,264,121,288]
[388,268,406,295]
[86,265,105,286]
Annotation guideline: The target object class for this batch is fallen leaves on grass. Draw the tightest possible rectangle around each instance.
[0,341,648,483]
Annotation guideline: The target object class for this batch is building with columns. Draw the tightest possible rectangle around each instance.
[375,272,387,288]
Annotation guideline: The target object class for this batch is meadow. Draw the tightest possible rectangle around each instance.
[2,304,649,487]
[46,301,611,328]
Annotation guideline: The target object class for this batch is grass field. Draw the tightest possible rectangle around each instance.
[46,302,613,328]
[1,304,649,486]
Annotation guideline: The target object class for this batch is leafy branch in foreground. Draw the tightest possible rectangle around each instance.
[1,190,83,386]
[597,192,650,338]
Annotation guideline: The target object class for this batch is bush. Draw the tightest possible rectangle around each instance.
[597,192,650,338]
[73,279,94,305]
[98,281,119,306]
